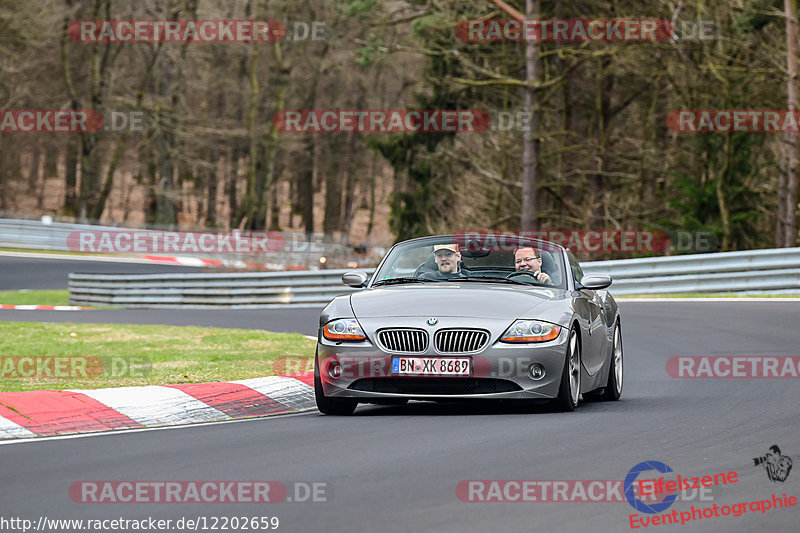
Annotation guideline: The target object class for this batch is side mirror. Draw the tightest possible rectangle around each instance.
[342,270,369,288]
[577,273,612,291]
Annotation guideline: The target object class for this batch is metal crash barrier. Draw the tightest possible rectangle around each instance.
[68,248,800,308]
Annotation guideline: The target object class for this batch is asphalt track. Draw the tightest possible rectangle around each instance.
[0,255,202,290]
[1,301,799,532]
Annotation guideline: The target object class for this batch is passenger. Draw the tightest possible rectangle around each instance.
[514,247,553,285]
[420,244,466,279]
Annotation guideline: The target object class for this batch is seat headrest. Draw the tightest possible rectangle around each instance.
[540,252,556,274]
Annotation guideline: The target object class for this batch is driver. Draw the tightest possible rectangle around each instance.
[514,247,553,285]
[420,244,466,279]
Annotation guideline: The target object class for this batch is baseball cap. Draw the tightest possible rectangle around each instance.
[433,244,459,253]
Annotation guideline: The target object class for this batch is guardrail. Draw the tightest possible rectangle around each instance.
[0,218,99,252]
[69,269,363,308]
[0,217,381,270]
[68,247,800,307]
[581,247,800,294]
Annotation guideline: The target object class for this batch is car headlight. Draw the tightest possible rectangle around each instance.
[322,319,367,342]
[500,320,561,343]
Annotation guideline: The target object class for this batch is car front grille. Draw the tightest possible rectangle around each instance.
[377,329,428,353]
[434,329,489,353]
[349,378,522,395]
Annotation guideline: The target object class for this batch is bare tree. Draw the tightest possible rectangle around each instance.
[783,0,800,246]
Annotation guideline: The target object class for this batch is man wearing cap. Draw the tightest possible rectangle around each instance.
[420,244,466,279]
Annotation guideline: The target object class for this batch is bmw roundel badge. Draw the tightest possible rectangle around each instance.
[427,317,438,326]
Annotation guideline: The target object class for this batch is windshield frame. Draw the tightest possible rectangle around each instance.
[368,234,569,290]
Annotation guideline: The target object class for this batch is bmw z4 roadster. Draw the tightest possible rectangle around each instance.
[314,234,623,415]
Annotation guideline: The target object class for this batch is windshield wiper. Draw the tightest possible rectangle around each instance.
[373,277,440,286]
[447,276,529,286]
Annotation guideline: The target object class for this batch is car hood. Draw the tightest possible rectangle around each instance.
[350,283,568,319]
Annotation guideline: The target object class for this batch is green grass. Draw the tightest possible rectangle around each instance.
[0,290,116,308]
[0,246,112,257]
[0,322,316,392]
[0,290,71,306]
[617,293,800,298]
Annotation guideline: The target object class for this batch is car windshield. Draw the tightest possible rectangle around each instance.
[371,235,567,289]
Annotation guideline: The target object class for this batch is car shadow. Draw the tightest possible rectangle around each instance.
[353,400,559,416]
[346,396,628,416]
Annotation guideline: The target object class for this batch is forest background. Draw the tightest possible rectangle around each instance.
[0,0,798,260]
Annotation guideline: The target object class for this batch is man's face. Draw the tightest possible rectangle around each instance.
[515,248,542,272]
[434,250,461,273]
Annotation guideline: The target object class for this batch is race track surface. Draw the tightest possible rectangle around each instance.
[0,255,203,290]
[1,301,799,532]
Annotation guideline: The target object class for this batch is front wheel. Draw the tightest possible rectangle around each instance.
[314,364,357,415]
[599,323,623,401]
[553,327,581,412]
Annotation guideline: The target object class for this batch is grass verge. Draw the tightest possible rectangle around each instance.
[0,321,316,392]
[0,290,71,306]
[0,246,92,256]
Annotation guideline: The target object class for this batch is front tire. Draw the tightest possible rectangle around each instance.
[599,322,623,401]
[314,363,357,415]
[554,327,581,412]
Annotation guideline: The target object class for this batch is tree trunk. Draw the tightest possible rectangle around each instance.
[520,0,540,230]
[366,152,378,236]
[61,0,114,222]
[63,138,79,215]
[717,132,733,251]
[269,157,282,230]
[228,147,242,227]
[89,133,126,220]
[323,141,341,235]
[260,40,291,231]
[588,56,613,231]
[784,0,800,246]
[777,163,787,247]
[154,120,176,226]
[234,38,261,229]
[295,41,329,235]
[30,147,42,195]
[299,136,315,234]
[206,149,219,227]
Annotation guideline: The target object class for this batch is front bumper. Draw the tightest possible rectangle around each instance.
[317,317,570,401]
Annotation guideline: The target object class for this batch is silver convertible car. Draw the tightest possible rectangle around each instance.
[314,234,623,415]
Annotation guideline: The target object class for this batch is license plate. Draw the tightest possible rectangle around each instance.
[392,357,472,377]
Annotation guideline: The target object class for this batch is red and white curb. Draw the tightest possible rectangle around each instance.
[141,255,223,267]
[0,371,315,440]
[0,250,308,271]
[0,305,93,310]
[142,255,308,271]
